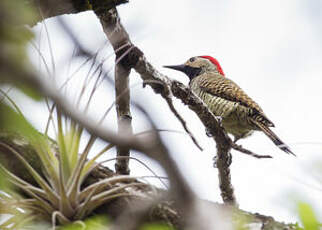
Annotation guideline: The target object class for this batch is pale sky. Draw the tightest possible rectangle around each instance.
[20,0,322,225]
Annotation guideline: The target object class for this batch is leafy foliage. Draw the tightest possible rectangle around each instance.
[298,202,320,230]
[0,0,41,100]
[0,96,145,228]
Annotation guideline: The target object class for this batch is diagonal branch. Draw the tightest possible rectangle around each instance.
[231,143,272,159]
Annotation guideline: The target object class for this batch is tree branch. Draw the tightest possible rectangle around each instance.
[94,7,239,205]
[91,7,133,175]
[114,47,132,176]
[25,0,129,26]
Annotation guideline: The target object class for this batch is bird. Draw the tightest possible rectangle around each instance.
[164,56,295,156]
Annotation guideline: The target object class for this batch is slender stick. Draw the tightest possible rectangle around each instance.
[114,55,132,175]
[97,9,133,175]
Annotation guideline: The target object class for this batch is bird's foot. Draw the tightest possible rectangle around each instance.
[205,116,223,137]
[212,156,218,168]
[233,137,240,143]
[215,116,223,124]
[213,152,232,168]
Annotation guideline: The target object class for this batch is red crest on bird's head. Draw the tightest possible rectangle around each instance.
[200,56,225,76]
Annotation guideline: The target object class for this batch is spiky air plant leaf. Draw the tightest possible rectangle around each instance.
[82,143,114,177]
[57,108,72,183]
[68,123,83,170]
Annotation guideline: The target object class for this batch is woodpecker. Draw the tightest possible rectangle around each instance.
[164,56,295,156]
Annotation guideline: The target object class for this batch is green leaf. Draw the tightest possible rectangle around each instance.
[0,102,60,191]
[62,216,109,230]
[298,202,319,230]
[0,169,11,191]
[14,82,43,101]
[0,0,42,101]
[233,212,251,230]
[140,223,175,230]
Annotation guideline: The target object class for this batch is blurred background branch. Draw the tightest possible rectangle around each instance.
[23,0,129,26]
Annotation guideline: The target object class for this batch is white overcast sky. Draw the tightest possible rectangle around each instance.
[19,0,322,225]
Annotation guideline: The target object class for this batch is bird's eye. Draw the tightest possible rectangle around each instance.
[189,57,196,62]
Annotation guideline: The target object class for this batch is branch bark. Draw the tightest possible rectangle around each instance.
[90,6,133,175]
[25,0,129,26]
[114,61,132,175]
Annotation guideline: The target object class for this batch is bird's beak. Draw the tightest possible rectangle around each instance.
[163,64,187,73]
[164,64,201,79]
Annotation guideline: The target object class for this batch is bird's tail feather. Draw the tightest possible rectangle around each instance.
[254,121,295,156]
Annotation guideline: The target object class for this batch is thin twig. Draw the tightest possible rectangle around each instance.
[164,95,203,151]
[231,143,272,159]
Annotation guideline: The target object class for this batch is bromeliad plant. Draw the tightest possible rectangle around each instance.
[0,94,145,228]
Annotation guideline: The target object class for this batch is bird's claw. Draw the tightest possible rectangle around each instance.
[205,116,223,137]
[215,116,223,124]
[213,156,218,168]
[233,137,240,143]
[205,128,213,137]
